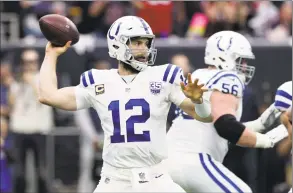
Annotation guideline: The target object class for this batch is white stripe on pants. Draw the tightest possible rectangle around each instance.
[166,152,252,193]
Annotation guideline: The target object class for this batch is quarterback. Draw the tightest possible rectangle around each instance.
[38,16,211,192]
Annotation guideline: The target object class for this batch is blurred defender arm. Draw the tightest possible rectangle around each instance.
[277,137,292,157]
[277,107,292,156]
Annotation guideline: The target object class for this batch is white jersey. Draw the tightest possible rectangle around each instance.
[167,69,244,163]
[274,81,292,111]
[75,64,185,168]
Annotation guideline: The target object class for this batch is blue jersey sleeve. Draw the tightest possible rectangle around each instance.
[79,69,96,88]
[162,64,186,106]
[162,64,185,85]
[75,69,96,109]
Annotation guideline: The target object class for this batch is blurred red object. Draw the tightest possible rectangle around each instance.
[136,1,173,36]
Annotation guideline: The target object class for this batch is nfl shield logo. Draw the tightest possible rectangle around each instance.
[149,82,162,95]
[139,172,145,180]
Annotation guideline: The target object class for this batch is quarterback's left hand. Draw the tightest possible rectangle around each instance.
[180,73,208,104]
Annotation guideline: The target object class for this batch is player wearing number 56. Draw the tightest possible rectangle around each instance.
[167,31,289,193]
[38,15,210,192]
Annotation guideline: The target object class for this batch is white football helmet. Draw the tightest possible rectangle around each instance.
[204,31,255,84]
[107,16,157,71]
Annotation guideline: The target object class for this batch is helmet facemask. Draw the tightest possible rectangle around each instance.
[235,57,255,85]
[120,35,157,71]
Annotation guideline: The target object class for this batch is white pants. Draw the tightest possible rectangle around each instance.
[93,162,185,192]
[166,152,252,193]
[289,188,292,193]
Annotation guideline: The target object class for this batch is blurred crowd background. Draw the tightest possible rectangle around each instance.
[1,1,292,42]
[0,1,292,193]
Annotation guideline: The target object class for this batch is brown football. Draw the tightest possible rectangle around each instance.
[39,14,79,47]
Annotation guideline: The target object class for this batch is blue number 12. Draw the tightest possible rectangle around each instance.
[108,99,150,143]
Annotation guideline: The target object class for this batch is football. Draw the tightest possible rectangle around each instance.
[39,14,80,47]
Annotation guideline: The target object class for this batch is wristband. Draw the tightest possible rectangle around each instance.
[194,99,211,118]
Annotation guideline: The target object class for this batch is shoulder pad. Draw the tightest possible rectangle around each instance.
[161,64,184,84]
[206,70,245,98]
[79,69,97,88]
